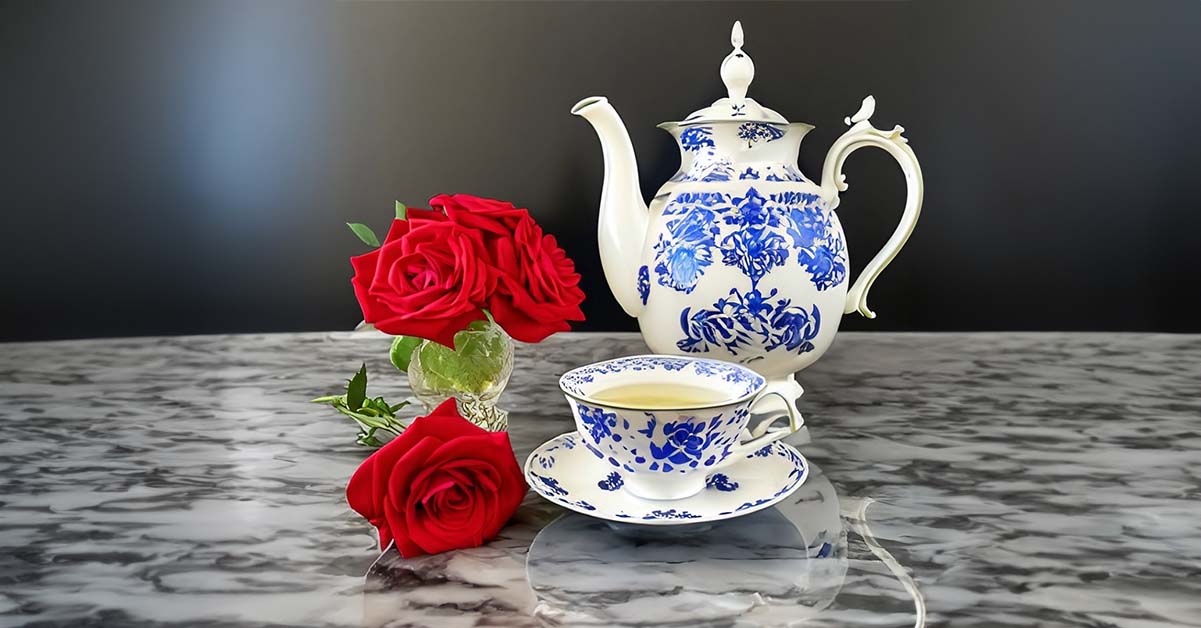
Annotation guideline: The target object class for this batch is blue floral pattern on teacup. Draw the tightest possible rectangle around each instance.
[561,356,767,484]
[578,404,618,444]
[575,403,748,475]
[652,420,707,464]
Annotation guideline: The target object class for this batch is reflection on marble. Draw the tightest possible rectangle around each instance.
[2,332,1200,627]
[526,464,847,627]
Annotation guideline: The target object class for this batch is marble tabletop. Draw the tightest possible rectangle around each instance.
[1,331,1199,627]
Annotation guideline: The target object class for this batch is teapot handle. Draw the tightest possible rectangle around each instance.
[820,96,924,318]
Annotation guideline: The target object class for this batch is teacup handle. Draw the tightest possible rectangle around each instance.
[724,391,802,461]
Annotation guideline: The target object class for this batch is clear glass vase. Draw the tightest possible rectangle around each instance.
[406,319,514,431]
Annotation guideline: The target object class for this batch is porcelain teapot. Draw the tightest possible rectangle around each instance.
[572,21,923,419]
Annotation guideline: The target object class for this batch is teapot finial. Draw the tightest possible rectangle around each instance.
[720,21,754,100]
[678,20,786,124]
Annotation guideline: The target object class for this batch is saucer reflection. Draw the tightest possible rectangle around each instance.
[525,463,847,626]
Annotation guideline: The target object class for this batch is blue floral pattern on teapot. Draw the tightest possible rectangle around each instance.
[573,21,924,422]
[650,184,845,357]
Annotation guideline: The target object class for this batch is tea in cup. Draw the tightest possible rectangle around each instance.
[559,355,800,500]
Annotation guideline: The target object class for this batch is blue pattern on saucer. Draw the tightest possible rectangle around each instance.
[705,473,739,492]
[524,432,808,526]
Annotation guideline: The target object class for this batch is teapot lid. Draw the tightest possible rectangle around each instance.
[679,21,789,126]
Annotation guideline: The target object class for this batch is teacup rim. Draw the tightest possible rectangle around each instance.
[558,354,766,412]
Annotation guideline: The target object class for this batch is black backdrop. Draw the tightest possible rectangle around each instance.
[3,0,1200,341]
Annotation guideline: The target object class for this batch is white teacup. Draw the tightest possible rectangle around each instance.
[559,355,800,500]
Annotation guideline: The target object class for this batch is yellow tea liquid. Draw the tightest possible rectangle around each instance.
[589,382,731,409]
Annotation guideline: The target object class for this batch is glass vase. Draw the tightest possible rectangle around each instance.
[406,319,514,431]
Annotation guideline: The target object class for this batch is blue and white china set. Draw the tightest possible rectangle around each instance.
[525,355,809,525]
[527,21,921,525]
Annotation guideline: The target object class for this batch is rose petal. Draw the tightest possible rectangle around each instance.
[347,413,456,532]
[384,495,424,557]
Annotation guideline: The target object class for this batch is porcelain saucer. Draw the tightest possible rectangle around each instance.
[524,432,809,525]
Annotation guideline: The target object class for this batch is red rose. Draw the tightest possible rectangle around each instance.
[431,193,528,241]
[350,209,495,347]
[489,217,586,343]
[429,193,586,343]
[346,399,527,557]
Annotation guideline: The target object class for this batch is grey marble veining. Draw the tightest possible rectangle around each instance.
[1,332,1200,627]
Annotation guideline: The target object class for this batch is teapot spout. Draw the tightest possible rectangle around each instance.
[572,96,650,317]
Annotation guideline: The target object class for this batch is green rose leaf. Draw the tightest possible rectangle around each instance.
[314,364,411,448]
[340,408,389,429]
[356,431,382,447]
[347,222,380,247]
[346,363,368,410]
[389,335,423,372]
[395,201,407,220]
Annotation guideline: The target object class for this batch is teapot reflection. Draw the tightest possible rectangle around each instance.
[526,464,846,626]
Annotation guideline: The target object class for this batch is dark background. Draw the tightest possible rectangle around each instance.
[3,0,1200,342]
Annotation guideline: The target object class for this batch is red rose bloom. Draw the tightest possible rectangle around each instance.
[489,217,586,343]
[428,194,586,343]
[349,194,586,346]
[346,399,527,557]
[431,193,528,241]
[350,209,495,347]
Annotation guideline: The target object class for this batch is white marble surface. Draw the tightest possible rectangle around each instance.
[1,331,1199,627]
